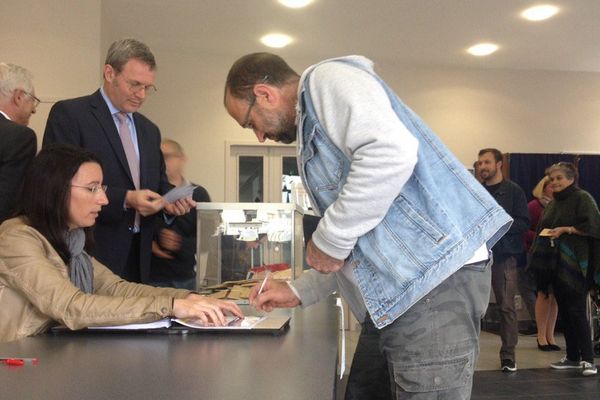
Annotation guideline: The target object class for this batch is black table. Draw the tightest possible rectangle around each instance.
[0,298,340,399]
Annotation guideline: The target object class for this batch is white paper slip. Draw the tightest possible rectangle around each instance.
[163,184,197,204]
[538,228,554,237]
[89,318,172,330]
[173,316,266,330]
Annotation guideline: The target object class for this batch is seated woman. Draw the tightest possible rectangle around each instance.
[0,144,242,343]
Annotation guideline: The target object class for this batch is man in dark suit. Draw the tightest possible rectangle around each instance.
[0,63,38,223]
[43,39,193,283]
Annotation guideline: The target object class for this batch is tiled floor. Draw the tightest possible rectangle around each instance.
[339,329,600,399]
[472,367,600,399]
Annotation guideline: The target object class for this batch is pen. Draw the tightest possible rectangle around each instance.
[257,270,271,296]
[1,357,39,366]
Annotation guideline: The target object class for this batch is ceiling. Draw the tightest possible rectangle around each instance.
[102,0,600,73]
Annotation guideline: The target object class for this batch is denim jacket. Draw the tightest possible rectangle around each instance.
[297,57,512,328]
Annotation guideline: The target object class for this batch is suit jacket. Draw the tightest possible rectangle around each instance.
[0,113,37,223]
[43,90,172,282]
[150,185,210,283]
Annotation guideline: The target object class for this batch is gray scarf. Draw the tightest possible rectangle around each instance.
[65,229,94,293]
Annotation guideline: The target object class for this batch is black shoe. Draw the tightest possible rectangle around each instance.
[537,340,552,351]
[548,343,561,351]
[520,326,537,335]
[501,359,517,372]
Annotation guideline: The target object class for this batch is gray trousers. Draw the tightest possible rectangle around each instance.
[490,256,519,361]
[379,259,492,399]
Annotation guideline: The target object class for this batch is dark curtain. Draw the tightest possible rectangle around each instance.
[577,155,600,206]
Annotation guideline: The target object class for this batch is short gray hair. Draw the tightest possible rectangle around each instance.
[546,162,577,180]
[105,38,156,72]
[0,62,34,101]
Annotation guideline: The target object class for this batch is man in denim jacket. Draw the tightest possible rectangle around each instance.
[225,53,512,399]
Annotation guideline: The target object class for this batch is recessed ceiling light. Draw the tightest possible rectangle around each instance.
[278,0,313,8]
[467,43,499,57]
[521,4,559,21]
[261,33,294,48]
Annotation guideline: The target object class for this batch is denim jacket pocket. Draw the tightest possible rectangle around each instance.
[304,132,347,193]
[390,350,474,393]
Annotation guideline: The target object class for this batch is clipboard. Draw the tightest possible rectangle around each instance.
[50,315,291,336]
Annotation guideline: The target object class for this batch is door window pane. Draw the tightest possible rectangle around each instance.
[282,156,298,176]
[281,156,298,203]
[239,156,263,202]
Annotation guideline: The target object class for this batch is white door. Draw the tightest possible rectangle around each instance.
[226,143,298,203]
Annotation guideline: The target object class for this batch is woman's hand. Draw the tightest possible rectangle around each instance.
[548,226,574,239]
[173,294,243,326]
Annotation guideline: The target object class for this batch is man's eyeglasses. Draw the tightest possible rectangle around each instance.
[71,184,108,195]
[21,91,41,108]
[240,75,269,129]
[124,79,157,95]
[241,95,257,129]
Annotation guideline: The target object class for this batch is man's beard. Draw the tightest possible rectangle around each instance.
[269,128,296,144]
[262,108,297,144]
[481,168,497,182]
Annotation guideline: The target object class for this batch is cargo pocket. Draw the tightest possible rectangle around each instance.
[390,350,474,393]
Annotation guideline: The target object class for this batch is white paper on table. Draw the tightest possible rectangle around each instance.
[173,315,266,329]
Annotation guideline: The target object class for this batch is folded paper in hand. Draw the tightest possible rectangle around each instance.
[163,184,197,204]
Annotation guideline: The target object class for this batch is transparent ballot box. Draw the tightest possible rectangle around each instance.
[196,203,304,288]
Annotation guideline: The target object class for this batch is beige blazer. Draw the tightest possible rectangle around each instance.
[0,217,190,342]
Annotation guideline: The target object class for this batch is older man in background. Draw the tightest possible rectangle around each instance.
[0,62,38,223]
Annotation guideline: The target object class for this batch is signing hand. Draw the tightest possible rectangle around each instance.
[173,294,243,326]
[126,189,164,216]
[306,240,344,273]
[249,279,301,312]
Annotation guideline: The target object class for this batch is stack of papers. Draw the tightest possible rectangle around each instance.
[89,316,265,331]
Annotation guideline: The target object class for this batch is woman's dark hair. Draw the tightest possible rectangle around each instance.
[15,143,103,264]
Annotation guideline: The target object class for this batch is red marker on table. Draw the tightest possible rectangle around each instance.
[1,357,39,366]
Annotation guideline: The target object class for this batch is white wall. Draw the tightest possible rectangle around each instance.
[141,52,600,201]
[378,62,600,164]
[3,2,600,201]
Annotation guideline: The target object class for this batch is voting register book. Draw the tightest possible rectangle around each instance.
[51,314,291,336]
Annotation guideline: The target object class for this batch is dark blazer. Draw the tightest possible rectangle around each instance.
[150,185,210,284]
[0,113,37,223]
[42,90,172,282]
[486,179,530,261]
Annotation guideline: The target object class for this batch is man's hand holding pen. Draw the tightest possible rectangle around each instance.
[250,277,300,312]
